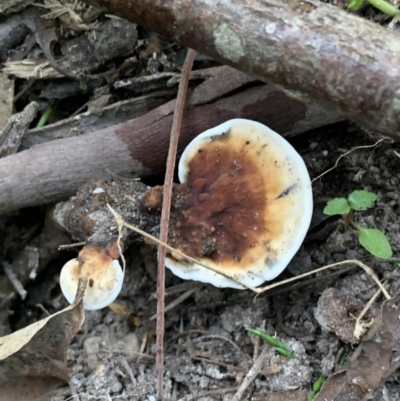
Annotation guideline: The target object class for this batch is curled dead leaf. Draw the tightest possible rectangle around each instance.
[0,278,87,401]
[315,294,400,401]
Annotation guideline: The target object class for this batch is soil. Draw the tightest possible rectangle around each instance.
[1,2,400,401]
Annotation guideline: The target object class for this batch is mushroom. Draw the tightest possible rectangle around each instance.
[60,243,123,310]
[165,118,313,289]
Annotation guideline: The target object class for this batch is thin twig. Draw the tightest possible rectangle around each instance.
[357,279,388,323]
[257,259,391,299]
[2,262,27,299]
[353,279,388,339]
[156,48,197,400]
[150,282,201,299]
[194,334,250,370]
[106,205,259,291]
[149,288,198,320]
[265,266,354,297]
[310,138,388,185]
[137,333,148,364]
[231,344,269,401]
[107,205,390,300]
[58,242,86,250]
[164,329,209,345]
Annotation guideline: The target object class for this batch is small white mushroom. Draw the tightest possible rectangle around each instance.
[165,118,313,289]
[60,245,123,310]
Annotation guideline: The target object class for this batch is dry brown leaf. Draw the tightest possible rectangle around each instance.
[0,278,87,401]
[259,390,308,401]
[23,7,76,79]
[315,294,400,401]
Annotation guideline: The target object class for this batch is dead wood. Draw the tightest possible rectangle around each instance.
[0,102,38,158]
[0,78,340,215]
[21,91,177,150]
[20,66,252,149]
[89,0,400,139]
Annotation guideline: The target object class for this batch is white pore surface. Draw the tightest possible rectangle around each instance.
[165,119,313,289]
[60,259,124,310]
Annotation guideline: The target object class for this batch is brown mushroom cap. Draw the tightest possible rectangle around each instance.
[165,119,313,288]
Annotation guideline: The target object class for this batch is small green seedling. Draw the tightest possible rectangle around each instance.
[308,375,326,401]
[307,348,348,400]
[36,103,55,128]
[247,328,302,361]
[348,0,399,16]
[338,349,348,366]
[248,328,322,399]
[324,190,392,259]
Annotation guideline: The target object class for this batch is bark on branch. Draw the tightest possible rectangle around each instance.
[89,0,400,139]
[0,82,340,215]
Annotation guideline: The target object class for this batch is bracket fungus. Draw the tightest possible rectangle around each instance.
[60,243,123,310]
[165,119,313,289]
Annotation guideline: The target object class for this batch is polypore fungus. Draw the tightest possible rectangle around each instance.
[165,119,313,289]
[60,244,123,310]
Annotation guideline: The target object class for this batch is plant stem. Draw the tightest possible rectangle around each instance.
[36,103,54,128]
[368,0,399,15]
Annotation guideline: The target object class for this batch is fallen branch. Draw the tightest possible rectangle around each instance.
[20,66,253,149]
[90,0,400,139]
[0,82,340,215]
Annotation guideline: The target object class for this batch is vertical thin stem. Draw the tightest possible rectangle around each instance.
[156,48,197,400]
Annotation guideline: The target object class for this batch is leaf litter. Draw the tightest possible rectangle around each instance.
[315,293,400,401]
[0,278,86,401]
[1,3,400,400]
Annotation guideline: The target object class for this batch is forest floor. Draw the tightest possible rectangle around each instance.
[1,1,400,400]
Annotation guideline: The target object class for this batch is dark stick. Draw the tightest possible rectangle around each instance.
[88,0,400,139]
[156,48,196,400]
[0,83,341,215]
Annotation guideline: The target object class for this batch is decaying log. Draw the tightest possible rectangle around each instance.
[89,0,400,139]
[0,81,340,215]
[20,66,251,149]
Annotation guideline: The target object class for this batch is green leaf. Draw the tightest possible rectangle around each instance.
[312,375,326,392]
[357,226,393,259]
[338,350,347,366]
[308,375,326,401]
[246,328,297,359]
[367,0,399,16]
[348,0,400,15]
[348,190,377,211]
[323,198,351,215]
[348,0,364,8]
